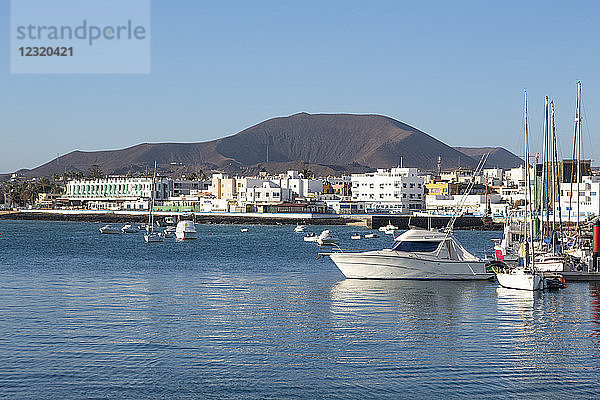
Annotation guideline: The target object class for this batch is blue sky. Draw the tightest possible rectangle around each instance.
[1,0,599,173]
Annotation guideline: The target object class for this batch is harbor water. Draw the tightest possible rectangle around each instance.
[1,220,599,398]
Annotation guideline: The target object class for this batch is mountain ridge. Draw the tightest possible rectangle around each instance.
[15,113,522,177]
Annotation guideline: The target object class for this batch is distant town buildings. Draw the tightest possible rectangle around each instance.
[15,159,595,219]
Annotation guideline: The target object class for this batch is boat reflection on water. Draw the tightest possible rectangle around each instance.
[328,278,481,322]
[589,282,600,344]
[494,286,540,323]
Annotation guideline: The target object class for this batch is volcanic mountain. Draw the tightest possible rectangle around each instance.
[454,147,523,169]
[20,113,521,177]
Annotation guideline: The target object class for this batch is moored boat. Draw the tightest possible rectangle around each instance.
[99,225,120,234]
[121,224,139,233]
[326,228,491,280]
[316,230,340,246]
[175,220,198,240]
[303,233,318,242]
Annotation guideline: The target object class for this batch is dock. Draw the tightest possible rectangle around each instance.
[561,272,600,282]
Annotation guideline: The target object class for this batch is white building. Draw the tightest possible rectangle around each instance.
[172,179,211,196]
[272,170,323,197]
[558,175,600,219]
[351,167,425,213]
[483,168,504,186]
[505,166,527,188]
[63,176,170,209]
[498,186,526,204]
[237,181,293,205]
[425,194,507,217]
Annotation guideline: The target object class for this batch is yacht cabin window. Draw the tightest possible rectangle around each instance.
[393,240,441,252]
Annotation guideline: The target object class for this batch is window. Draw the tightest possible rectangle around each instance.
[393,241,441,252]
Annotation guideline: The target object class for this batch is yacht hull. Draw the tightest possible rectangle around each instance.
[176,231,198,240]
[329,252,491,280]
[495,270,544,291]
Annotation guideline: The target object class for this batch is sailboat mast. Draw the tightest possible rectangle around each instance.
[551,101,559,251]
[524,90,534,270]
[151,161,157,231]
[543,96,550,241]
[576,81,582,234]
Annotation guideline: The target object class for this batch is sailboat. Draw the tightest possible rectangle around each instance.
[494,90,545,291]
[144,161,164,243]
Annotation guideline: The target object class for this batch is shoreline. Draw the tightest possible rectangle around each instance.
[0,210,504,230]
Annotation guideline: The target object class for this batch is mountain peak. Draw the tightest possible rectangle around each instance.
[21,113,521,177]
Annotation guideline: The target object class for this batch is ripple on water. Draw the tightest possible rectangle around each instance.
[0,221,599,398]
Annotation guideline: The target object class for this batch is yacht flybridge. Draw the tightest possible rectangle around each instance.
[325,228,491,280]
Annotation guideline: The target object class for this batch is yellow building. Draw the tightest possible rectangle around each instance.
[424,182,461,196]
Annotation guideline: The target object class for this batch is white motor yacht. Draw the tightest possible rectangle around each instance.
[175,220,198,240]
[378,221,398,235]
[121,224,139,233]
[294,225,306,233]
[364,233,379,239]
[99,225,120,234]
[317,230,340,246]
[351,233,361,240]
[325,228,491,280]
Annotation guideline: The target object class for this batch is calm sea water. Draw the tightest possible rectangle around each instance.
[0,220,599,399]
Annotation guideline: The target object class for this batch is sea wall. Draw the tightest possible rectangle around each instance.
[0,210,503,229]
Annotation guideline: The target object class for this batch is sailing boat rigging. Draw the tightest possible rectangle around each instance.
[494,90,546,290]
[144,161,164,243]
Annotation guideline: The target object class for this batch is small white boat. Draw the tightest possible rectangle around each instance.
[121,224,139,233]
[176,220,198,240]
[294,225,306,233]
[364,233,379,239]
[240,228,249,232]
[303,233,318,242]
[378,221,398,233]
[494,265,545,291]
[99,225,120,234]
[317,230,340,246]
[351,233,361,240]
[144,231,164,243]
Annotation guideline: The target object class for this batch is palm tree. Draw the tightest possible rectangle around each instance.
[299,169,314,179]
[87,165,104,179]
[197,169,208,180]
